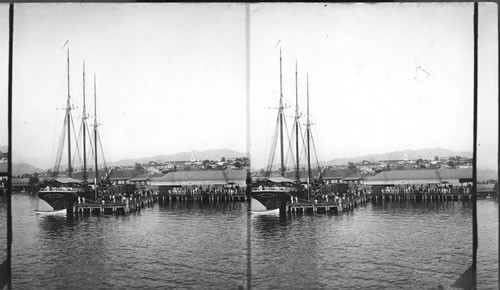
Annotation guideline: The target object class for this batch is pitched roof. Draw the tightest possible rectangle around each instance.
[364,168,473,184]
[343,175,362,181]
[322,168,354,179]
[151,169,247,186]
[267,176,295,183]
[129,177,149,182]
[109,169,141,180]
[12,178,30,186]
[365,169,440,182]
[54,177,83,184]
[437,168,472,180]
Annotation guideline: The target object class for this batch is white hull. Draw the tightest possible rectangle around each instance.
[250,197,267,211]
[250,197,280,215]
[250,190,290,213]
[250,208,280,215]
[35,209,67,215]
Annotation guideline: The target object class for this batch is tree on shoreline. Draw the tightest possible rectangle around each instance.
[28,173,40,193]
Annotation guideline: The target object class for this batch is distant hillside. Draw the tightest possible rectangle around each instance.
[0,145,7,153]
[113,149,246,166]
[12,162,44,176]
[325,148,472,165]
[9,148,245,174]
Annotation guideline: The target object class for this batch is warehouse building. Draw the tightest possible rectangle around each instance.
[364,168,472,186]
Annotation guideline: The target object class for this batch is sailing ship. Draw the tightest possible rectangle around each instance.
[38,49,112,212]
[251,52,316,213]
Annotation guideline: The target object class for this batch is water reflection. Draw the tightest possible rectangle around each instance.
[0,196,7,264]
[37,215,76,234]
[159,199,243,213]
[9,194,498,289]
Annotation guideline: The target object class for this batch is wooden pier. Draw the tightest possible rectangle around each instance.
[287,196,368,214]
[72,192,247,215]
[371,193,472,202]
[74,195,157,215]
[158,193,246,203]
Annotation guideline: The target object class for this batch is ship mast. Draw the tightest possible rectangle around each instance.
[306,74,311,200]
[82,61,87,183]
[295,61,300,183]
[93,74,99,200]
[66,48,73,177]
[279,49,285,177]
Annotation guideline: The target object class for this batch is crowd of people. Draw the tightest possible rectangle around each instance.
[290,191,366,207]
[71,184,248,205]
[380,184,471,195]
[77,188,157,205]
[73,182,474,206]
[166,185,245,197]
[289,186,369,205]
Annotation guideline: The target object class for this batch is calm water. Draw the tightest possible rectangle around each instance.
[2,194,498,289]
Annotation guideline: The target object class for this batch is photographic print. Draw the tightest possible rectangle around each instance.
[1,2,498,290]
[248,3,497,289]
[6,3,248,289]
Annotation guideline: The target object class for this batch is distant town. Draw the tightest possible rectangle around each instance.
[1,148,497,194]
[254,153,474,179]
[4,150,250,192]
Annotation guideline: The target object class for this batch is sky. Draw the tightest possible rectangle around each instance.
[0,3,497,171]
[0,3,247,169]
[249,3,498,171]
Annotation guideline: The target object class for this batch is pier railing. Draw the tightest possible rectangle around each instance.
[159,189,247,203]
[74,195,157,214]
[39,186,81,192]
[371,190,473,201]
[287,194,368,214]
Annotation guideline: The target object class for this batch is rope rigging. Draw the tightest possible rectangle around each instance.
[309,127,323,180]
[97,130,110,181]
[282,113,294,173]
[53,115,67,175]
[85,124,95,174]
[265,112,281,175]
[70,114,83,171]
